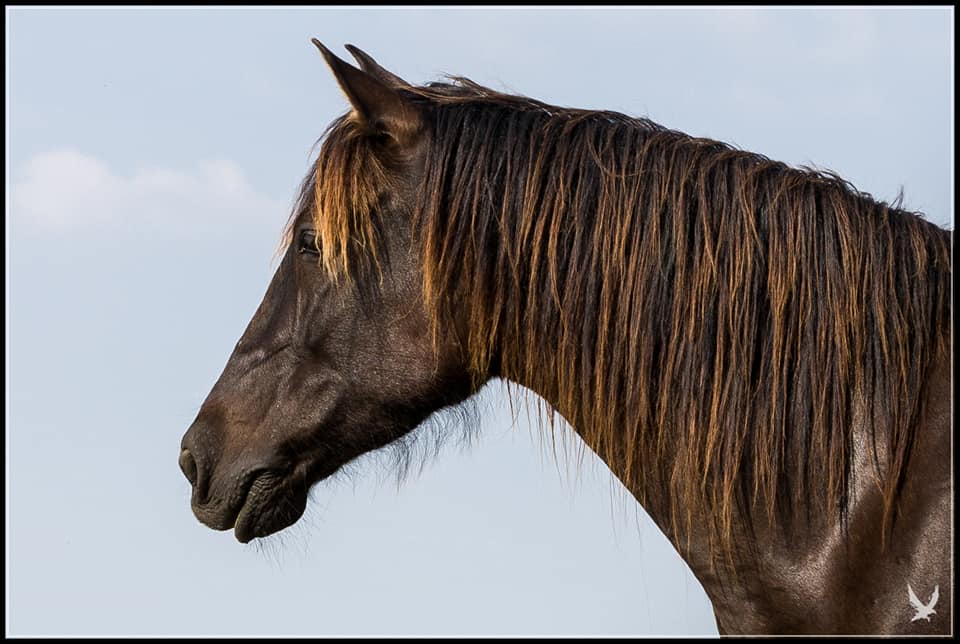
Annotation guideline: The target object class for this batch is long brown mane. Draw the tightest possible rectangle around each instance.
[292,77,952,556]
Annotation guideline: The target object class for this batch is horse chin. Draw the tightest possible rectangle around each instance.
[233,471,308,543]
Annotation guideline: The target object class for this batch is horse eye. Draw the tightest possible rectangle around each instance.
[297,229,320,256]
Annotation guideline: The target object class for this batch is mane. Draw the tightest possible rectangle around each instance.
[289,76,953,558]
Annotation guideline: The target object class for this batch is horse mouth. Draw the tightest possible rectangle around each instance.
[189,459,343,543]
[232,469,308,543]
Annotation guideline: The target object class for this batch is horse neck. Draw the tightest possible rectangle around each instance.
[421,106,952,630]
[452,184,953,635]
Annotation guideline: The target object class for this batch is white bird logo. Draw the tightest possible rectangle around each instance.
[907,583,939,622]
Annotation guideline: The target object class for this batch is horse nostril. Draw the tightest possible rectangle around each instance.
[179,448,199,486]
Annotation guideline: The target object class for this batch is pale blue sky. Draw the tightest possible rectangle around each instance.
[6,6,953,637]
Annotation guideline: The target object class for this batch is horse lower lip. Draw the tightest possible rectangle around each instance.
[233,505,255,543]
[233,471,274,542]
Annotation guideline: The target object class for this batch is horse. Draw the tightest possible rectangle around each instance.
[179,42,953,635]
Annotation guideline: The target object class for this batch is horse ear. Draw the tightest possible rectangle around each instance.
[312,39,421,146]
[344,44,410,88]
